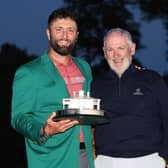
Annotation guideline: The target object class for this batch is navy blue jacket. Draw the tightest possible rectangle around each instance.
[91,64,168,160]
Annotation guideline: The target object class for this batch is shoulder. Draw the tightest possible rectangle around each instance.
[17,56,40,71]
[16,53,50,73]
[134,65,163,82]
[13,54,50,86]
[14,55,45,80]
[135,65,161,77]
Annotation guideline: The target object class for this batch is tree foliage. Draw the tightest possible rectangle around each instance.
[63,0,142,67]
[137,0,168,59]
[0,43,36,80]
[63,0,168,69]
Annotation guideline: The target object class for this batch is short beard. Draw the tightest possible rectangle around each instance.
[51,42,75,56]
[106,57,132,77]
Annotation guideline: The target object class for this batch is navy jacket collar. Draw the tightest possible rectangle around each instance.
[105,64,136,79]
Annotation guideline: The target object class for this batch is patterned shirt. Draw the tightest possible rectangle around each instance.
[50,55,85,142]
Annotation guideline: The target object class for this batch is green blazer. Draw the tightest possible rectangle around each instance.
[11,53,94,168]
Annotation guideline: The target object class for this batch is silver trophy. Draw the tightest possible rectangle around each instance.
[53,90,109,125]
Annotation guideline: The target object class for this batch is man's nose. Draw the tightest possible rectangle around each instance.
[62,30,68,39]
[113,49,118,56]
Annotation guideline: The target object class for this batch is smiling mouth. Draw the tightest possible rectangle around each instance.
[112,58,124,63]
[59,40,69,45]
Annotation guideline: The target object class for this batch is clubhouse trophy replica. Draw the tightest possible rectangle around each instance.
[53,90,109,125]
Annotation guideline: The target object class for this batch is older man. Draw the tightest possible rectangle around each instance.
[92,28,168,168]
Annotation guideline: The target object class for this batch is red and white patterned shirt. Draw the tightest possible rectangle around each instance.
[50,55,85,142]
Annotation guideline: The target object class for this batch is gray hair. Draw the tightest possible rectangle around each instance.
[103,28,133,47]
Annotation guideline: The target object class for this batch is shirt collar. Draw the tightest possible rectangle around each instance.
[49,54,73,67]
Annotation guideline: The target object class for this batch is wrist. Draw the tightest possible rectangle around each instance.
[40,126,51,143]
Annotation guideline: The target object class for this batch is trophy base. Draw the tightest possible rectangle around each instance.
[53,109,110,125]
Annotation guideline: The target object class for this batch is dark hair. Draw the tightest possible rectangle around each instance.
[48,7,78,29]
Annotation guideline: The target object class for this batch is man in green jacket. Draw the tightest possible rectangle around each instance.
[11,8,94,168]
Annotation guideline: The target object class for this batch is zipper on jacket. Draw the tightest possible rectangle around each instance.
[118,78,121,96]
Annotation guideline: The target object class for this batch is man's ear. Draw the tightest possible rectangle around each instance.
[102,46,107,58]
[46,28,50,41]
[75,31,79,42]
[131,43,136,56]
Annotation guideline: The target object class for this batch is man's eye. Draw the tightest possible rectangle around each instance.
[118,47,126,50]
[106,48,113,52]
[68,29,75,33]
[55,28,62,31]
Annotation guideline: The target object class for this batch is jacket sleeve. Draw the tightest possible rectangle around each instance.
[155,77,168,161]
[11,66,42,144]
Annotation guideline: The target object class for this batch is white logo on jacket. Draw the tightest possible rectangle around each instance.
[133,88,144,95]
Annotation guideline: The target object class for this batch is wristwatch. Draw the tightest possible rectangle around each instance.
[40,126,50,143]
